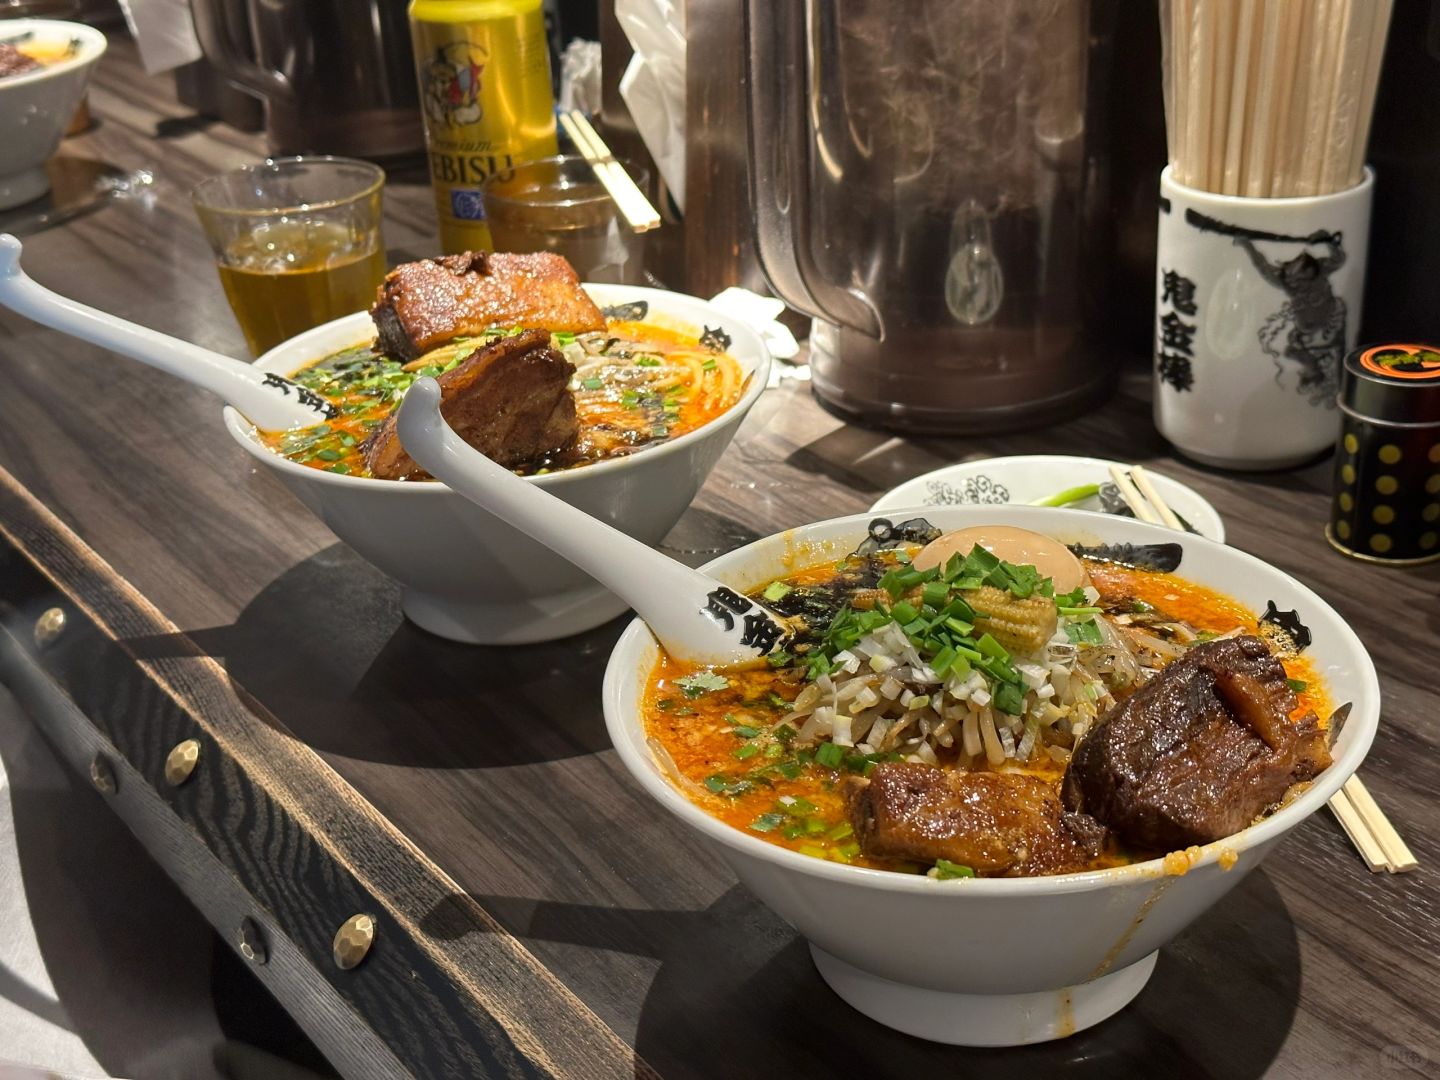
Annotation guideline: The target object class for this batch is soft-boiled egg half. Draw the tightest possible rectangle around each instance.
[912,525,1089,594]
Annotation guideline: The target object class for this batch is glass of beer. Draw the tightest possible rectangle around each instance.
[193,156,386,356]
[481,155,650,284]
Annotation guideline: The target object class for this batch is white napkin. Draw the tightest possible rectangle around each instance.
[708,287,801,365]
[117,0,202,74]
[615,0,687,211]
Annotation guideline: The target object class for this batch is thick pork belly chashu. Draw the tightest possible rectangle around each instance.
[1062,635,1331,851]
[371,251,606,362]
[363,329,577,481]
[843,763,1101,876]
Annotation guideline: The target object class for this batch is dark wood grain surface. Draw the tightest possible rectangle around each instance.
[1,34,1437,1080]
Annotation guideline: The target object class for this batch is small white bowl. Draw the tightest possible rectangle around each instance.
[0,20,106,210]
[872,455,1226,542]
[603,505,1377,1046]
[224,284,771,643]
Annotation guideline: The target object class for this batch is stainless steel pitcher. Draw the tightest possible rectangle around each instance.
[745,0,1115,432]
[189,0,424,159]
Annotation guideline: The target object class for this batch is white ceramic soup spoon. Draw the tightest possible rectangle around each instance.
[0,233,336,431]
[395,376,792,668]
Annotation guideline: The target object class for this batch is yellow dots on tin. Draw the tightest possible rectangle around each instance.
[1372,505,1395,524]
[1335,520,1351,540]
[1422,532,1438,551]
[1338,492,1354,512]
[1425,504,1440,523]
[1344,434,1359,454]
[1375,475,1398,495]
[1430,444,1440,463]
[1429,475,1440,494]
[1341,464,1356,484]
[1378,444,1402,464]
[1369,533,1393,553]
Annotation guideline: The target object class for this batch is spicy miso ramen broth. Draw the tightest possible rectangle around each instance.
[642,535,1330,879]
[258,316,747,478]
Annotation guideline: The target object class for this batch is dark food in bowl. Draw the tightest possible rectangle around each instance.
[371,250,606,362]
[1061,636,1331,850]
[0,41,42,78]
[642,524,1334,878]
[256,252,748,479]
[845,765,1103,876]
[361,328,577,481]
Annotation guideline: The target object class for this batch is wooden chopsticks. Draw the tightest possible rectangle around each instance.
[1330,775,1417,874]
[1112,462,1417,875]
[558,110,662,233]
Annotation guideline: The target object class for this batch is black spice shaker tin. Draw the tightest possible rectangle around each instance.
[1328,343,1440,564]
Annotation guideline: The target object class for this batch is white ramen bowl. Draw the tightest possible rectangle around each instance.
[0,20,106,210]
[603,505,1378,1046]
[224,284,771,644]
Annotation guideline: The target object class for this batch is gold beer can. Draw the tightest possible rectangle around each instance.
[408,0,558,253]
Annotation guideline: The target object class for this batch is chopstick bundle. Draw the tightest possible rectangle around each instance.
[1159,0,1394,196]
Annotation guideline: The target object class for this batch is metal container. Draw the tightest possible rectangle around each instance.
[189,0,423,159]
[743,0,1116,433]
[1328,343,1440,564]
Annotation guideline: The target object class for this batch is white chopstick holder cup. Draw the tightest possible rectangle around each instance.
[1152,166,1374,470]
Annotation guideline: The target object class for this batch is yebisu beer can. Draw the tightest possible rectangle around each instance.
[408,0,558,253]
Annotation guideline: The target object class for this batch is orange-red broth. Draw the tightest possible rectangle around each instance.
[643,555,1331,874]
[259,319,745,478]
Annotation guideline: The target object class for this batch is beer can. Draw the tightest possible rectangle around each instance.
[408,0,558,253]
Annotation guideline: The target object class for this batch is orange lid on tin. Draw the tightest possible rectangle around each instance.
[1341,344,1440,424]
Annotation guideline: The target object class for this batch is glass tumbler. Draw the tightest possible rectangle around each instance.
[193,156,386,356]
[481,155,649,284]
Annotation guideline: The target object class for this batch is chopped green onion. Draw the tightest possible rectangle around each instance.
[815,742,844,768]
[1287,678,1308,693]
[976,633,1009,662]
[581,377,604,391]
[749,812,786,833]
[1030,483,1101,507]
[930,645,958,677]
[804,817,828,835]
[763,580,793,602]
[826,821,854,841]
[992,681,1026,716]
[764,743,784,759]
[635,355,661,367]
[702,358,718,371]
[774,723,798,743]
[1064,619,1104,646]
[1058,605,1103,616]
[933,859,976,879]
[766,649,793,668]
[891,601,919,625]
[731,724,761,738]
[922,581,949,608]
[676,672,731,698]
[798,844,828,859]
[314,448,342,462]
[733,743,761,760]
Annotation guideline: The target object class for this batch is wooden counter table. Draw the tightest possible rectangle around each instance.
[1,36,1436,1080]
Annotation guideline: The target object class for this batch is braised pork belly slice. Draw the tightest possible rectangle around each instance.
[362,329,578,481]
[843,763,1101,876]
[371,251,606,362]
[1061,635,1331,851]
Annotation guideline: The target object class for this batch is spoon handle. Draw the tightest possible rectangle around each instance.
[0,234,334,431]
[396,377,788,666]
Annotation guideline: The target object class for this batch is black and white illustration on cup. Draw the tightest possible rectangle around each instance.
[1186,209,1347,408]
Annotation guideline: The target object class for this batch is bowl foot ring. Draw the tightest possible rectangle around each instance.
[809,944,1158,1046]
[401,585,629,645]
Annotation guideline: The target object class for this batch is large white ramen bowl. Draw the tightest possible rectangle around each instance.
[603,505,1378,1046]
[224,284,771,643]
[0,20,106,210]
